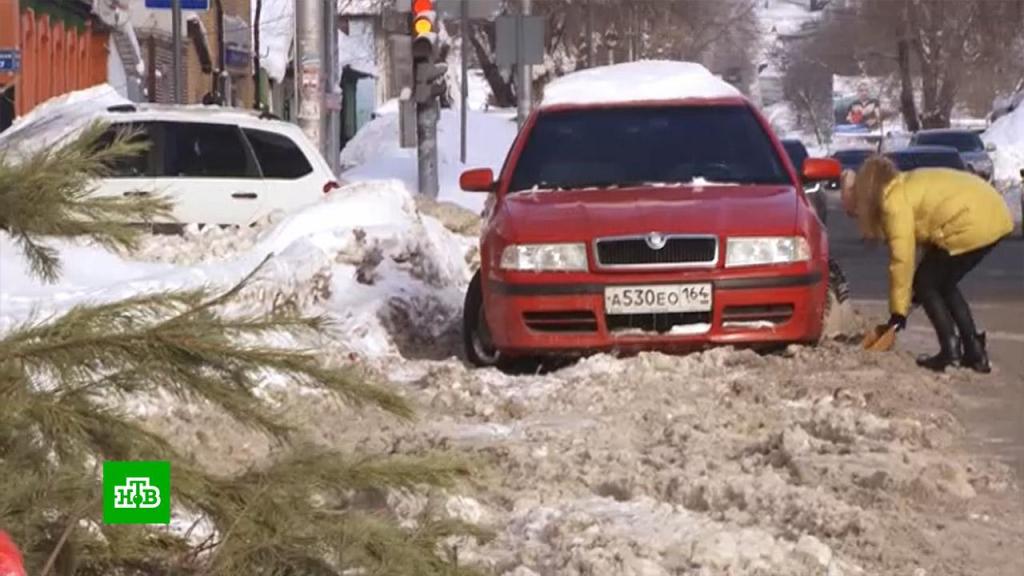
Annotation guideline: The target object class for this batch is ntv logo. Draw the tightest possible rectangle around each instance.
[103,461,171,524]
[113,477,161,509]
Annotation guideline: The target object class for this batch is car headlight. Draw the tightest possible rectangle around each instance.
[500,243,588,271]
[725,237,811,268]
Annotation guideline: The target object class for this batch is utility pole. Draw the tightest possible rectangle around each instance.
[516,0,532,128]
[325,0,341,174]
[295,0,324,155]
[171,0,182,103]
[460,0,469,164]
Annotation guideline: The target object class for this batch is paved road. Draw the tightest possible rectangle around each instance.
[823,189,1024,482]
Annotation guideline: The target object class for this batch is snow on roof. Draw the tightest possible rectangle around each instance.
[255,0,294,83]
[338,0,382,16]
[339,29,377,77]
[0,84,130,160]
[540,61,742,109]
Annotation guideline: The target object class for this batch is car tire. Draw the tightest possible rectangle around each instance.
[463,271,502,368]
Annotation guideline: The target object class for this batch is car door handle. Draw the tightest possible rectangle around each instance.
[123,191,150,197]
[232,192,258,199]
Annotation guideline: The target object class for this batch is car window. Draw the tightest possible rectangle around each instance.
[782,141,809,173]
[913,132,983,152]
[508,105,790,192]
[242,128,313,179]
[95,122,153,178]
[160,122,256,178]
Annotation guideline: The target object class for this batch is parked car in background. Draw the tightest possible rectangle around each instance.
[830,148,874,173]
[457,62,842,369]
[885,145,968,172]
[91,104,339,227]
[781,138,828,225]
[909,128,995,181]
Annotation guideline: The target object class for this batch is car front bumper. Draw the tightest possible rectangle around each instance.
[483,266,828,356]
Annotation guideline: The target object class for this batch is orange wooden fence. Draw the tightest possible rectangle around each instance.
[4,5,109,117]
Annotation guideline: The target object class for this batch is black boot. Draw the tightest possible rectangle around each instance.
[917,290,962,372]
[944,287,990,374]
[962,331,992,374]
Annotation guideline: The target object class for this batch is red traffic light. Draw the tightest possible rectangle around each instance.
[413,0,432,14]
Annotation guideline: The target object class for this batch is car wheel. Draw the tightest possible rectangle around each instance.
[463,271,503,368]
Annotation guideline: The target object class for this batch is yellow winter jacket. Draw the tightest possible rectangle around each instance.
[882,168,1013,316]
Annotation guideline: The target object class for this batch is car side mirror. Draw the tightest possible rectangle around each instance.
[460,168,496,193]
[802,158,842,183]
[985,142,997,152]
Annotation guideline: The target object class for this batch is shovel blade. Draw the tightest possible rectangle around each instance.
[861,324,897,351]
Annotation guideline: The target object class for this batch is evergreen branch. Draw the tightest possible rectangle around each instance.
[0,120,174,282]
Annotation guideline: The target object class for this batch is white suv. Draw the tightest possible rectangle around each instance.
[94,104,338,226]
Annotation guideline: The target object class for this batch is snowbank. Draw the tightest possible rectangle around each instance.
[0,84,129,159]
[339,105,518,213]
[540,60,741,108]
[0,181,473,359]
[983,104,1024,183]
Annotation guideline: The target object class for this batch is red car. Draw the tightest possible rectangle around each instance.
[460,94,841,368]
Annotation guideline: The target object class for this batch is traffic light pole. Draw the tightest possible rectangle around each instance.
[416,96,440,199]
[411,1,446,199]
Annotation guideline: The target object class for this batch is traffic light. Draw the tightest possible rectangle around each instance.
[412,0,438,61]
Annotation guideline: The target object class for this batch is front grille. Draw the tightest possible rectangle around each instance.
[524,311,598,333]
[722,304,794,326]
[606,312,712,334]
[595,236,717,268]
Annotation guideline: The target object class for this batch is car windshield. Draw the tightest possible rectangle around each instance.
[886,152,965,171]
[913,132,984,152]
[508,105,791,192]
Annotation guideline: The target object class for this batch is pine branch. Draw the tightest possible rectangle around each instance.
[0,121,173,282]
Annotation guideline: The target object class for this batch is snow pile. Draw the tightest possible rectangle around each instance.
[339,106,518,213]
[983,104,1024,183]
[0,181,473,359]
[541,60,741,108]
[0,84,129,159]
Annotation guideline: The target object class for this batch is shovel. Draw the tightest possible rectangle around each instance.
[861,303,920,352]
[861,323,897,351]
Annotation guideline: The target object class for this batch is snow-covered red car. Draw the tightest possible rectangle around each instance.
[459,62,842,367]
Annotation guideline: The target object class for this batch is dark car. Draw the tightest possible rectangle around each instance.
[909,129,994,181]
[885,145,967,172]
[781,138,828,225]
[830,148,874,172]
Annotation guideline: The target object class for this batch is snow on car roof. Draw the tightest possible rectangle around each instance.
[540,60,742,109]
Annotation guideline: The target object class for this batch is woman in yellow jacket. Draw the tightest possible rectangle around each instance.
[841,156,1013,373]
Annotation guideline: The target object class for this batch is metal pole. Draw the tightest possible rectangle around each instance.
[295,0,325,154]
[326,0,340,174]
[417,97,440,198]
[171,0,182,103]
[585,0,593,69]
[516,0,531,128]
[460,0,468,164]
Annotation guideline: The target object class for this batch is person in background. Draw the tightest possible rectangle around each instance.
[840,157,1013,373]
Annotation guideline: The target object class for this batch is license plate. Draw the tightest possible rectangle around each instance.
[604,283,712,315]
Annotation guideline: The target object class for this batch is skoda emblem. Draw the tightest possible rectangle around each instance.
[645,232,668,250]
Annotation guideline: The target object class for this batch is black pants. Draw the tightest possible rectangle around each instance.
[912,242,998,341]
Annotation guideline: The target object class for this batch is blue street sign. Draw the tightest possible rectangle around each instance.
[145,0,209,10]
[0,49,20,73]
